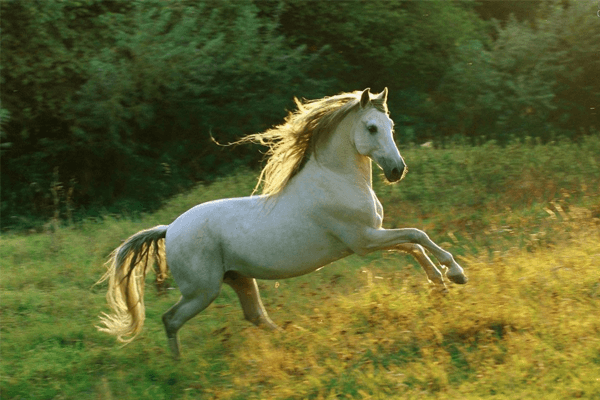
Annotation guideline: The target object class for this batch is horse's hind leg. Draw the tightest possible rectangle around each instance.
[162,288,221,358]
[223,271,280,331]
[396,243,446,289]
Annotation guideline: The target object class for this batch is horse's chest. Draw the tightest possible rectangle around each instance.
[373,197,384,228]
[361,187,384,229]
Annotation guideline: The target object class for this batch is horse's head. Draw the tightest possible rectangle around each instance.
[352,88,407,182]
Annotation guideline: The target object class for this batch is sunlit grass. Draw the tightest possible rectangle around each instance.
[1,139,599,399]
[196,219,600,399]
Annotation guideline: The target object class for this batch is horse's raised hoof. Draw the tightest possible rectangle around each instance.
[448,274,468,284]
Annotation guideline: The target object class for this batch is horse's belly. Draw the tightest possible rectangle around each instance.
[222,224,351,279]
[220,210,352,279]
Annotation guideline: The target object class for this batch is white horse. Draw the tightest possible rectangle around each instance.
[97,88,467,358]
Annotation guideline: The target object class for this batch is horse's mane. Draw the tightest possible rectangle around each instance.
[233,90,388,196]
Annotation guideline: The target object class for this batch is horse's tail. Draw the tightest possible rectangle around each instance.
[96,225,169,343]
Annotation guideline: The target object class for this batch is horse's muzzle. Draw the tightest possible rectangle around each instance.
[386,164,407,182]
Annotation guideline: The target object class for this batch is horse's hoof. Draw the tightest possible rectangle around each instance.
[432,285,449,295]
[167,337,181,359]
[253,315,282,332]
[448,274,468,284]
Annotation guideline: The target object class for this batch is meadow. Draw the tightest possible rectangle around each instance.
[2,138,600,399]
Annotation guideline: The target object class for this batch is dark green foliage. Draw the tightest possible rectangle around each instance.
[277,0,488,135]
[1,0,329,227]
[1,0,598,229]
[437,0,600,143]
[473,0,543,24]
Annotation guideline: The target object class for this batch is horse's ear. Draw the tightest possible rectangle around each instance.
[375,87,388,103]
[360,88,371,108]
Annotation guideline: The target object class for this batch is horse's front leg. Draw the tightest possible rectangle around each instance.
[395,243,446,288]
[364,228,467,284]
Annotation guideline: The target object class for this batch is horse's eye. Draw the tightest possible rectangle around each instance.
[367,125,378,134]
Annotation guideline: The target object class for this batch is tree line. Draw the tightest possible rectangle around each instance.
[1,0,598,229]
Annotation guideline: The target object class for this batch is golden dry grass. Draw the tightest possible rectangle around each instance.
[182,215,600,399]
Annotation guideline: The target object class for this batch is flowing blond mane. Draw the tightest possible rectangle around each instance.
[233,90,388,196]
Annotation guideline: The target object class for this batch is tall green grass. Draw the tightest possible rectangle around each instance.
[1,138,599,399]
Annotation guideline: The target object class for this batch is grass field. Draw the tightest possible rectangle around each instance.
[2,138,600,399]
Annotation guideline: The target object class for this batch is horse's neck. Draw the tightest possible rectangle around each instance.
[309,119,373,188]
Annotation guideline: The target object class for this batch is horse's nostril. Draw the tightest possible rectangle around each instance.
[389,165,407,181]
[390,167,403,181]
